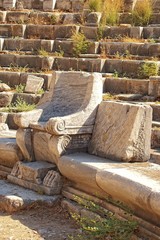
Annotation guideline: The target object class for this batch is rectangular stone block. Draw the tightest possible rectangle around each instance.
[130,27,143,39]
[88,101,152,162]
[0,72,21,87]
[24,75,44,94]
[43,0,56,11]
[33,131,57,164]
[3,0,16,9]
[56,0,71,11]
[0,11,6,22]
[26,25,54,40]
[0,38,4,51]
[149,76,160,97]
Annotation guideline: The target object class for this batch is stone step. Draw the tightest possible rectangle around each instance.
[104,77,149,95]
[0,179,60,213]
[2,38,160,58]
[0,10,83,25]
[119,13,160,25]
[0,56,159,78]
[0,71,53,90]
[99,41,160,58]
[1,38,99,56]
[0,24,160,40]
[151,127,160,148]
[0,24,79,39]
[58,152,160,227]
[150,148,160,165]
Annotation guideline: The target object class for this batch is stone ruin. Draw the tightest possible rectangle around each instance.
[0,0,160,239]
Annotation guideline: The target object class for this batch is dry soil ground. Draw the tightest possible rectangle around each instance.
[0,205,79,240]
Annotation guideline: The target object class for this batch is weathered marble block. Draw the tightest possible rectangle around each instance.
[24,75,44,94]
[89,101,152,162]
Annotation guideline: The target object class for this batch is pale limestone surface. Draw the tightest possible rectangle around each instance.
[0,83,10,92]
[14,71,102,132]
[89,101,152,162]
[59,152,160,226]
[0,137,23,167]
[0,180,60,213]
[24,75,44,94]
[8,161,63,195]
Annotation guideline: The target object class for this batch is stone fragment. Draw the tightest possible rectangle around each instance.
[16,128,34,162]
[0,92,13,107]
[24,75,44,94]
[0,83,11,92]
[10,161,56,184]
[0,138,23,168]
[43,170,63,194]
[88,101,152,162]
[0,180,60,213]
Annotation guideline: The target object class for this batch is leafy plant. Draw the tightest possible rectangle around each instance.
[15,84,25,93]
[132,0,153,26]
[138,62,159,79]
[68,197,138,240]
[3,97,36,113]
[71,32,90,57]
[88,0,102,12]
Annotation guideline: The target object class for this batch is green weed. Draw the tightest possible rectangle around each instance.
[71,32,91,57]
[3,97,36,113]
[138,62,159,78]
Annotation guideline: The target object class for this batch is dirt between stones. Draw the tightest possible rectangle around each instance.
[0,205,79,240]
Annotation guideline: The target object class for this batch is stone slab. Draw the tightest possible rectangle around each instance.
[89,101,152,162]
[24,75,44,94]
[59,152,160,227]
[0,180,60,213]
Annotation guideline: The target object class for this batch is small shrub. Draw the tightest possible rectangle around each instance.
[37,48,49,57]
[15,84,25,93]
[132,0,153,26]
[50,14,58,25]
[101,0,124,26]
[68,197,138,240]
[88,0,102,12]
[3,97,36,113]
[71,32,90,57]
[138,62,159,78]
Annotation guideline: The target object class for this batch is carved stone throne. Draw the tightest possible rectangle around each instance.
[14,71,103,165]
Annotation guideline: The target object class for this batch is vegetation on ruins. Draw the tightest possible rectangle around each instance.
[101,0,124,26]
[2,97,36,113]
[88,0,103,12]
[132,0,153,26]
[68,196,138,240]
[71,32,91,57]
[15,84,25,93]
[138,62,159,78]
